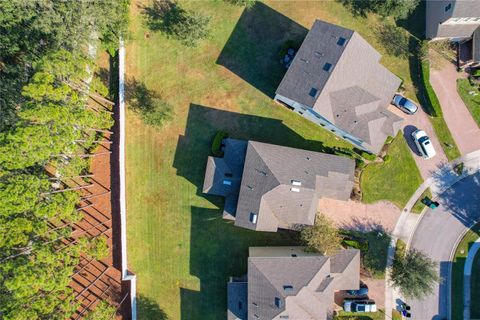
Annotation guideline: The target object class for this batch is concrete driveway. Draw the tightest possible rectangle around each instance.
[408,172,480,319]
[430,63,480,155]
[388,105,448,180]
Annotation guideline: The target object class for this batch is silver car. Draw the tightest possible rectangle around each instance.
[343,300,377,312]
[392,94,418,115]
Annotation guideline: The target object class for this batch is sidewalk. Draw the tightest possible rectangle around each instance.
[384,149,480,320]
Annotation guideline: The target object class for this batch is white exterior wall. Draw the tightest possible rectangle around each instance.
[274,94,368,151]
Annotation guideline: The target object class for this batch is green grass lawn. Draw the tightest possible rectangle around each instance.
[451,224,480,320]
[457,78,480,128]
[361,134,423,209]
[411,188,432,214]
[334,310,385,320]
[125,0,424,318]
[471,251,480,319]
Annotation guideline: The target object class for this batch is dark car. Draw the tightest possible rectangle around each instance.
[347,282,368,296]
[392,94,418,115]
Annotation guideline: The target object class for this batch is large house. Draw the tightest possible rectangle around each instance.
[274,20,403,154]
[203,138,355,232]
[426,0,480,65]
[228,247,360,320]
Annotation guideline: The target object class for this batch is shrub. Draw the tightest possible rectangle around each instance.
[361,152,377,161]
[342,239,368,252]
[383,154,391,163]
[355,158,365,169]
[420,56,442,117]
[472,68,480,78]
[453,162,464,176]
[212,131,228,156]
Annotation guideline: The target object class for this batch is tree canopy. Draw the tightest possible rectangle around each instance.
[390,248,440,299]
[0,0,128,318]
[300,213,342,255]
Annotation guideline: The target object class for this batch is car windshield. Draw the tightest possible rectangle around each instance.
[418,136,429,144]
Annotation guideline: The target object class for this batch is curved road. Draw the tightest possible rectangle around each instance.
[408,172,480,320]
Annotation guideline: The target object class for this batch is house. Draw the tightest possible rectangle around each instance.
[274,20,403,154]
[203,138,355,232]
[426,0,480,65]
[227,247,360,320]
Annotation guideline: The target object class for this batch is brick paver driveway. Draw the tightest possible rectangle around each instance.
[388,105,448,180]
[430,63,480,155]
[318,198,401,233]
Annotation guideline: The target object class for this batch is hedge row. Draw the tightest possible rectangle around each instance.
[420,58,442,117]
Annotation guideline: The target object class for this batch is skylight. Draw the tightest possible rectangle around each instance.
[290,187,300,192]
[283,285,293,292]
[250,212,258,224]
[337,37,346,46]
[291,180,301,186]
[223,179,232,185]
[274,297,281,308]
[309,88,318,97]
[323,63,332,72]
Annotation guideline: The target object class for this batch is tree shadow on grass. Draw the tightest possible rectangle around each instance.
[180,206,299,320]
[137,294,169,319]
[216,2,308,98]
[124,78,173,127]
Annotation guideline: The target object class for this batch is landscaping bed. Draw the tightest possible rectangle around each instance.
[457,78,480,128]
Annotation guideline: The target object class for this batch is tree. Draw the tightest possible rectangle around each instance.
[85,301,116,320]
[300,213,342,255]
[390,248,440,299]
[339,0,419,19]
[375,22,410,58]
[143,0,211,47]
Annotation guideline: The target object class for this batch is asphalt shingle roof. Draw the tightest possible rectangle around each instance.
[227,247,360,320]
[275,20,403,154]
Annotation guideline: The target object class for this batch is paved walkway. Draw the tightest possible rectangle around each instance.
[464,239,480,320]
[430,63,480,155]
[383,149,480,320]
[388,105,448,180]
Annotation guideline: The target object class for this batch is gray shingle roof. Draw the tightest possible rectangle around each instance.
[275,20,402,154]
[203,139,248,219]
[276,20,354,108]
[234,141,355,232]
[203,139,355,232]
[426,0,480,39]
[228,247,360,320]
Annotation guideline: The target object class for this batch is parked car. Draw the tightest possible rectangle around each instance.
[411,129,436,159]
[392,94,418,115]
[346,282,368,296]
[343,300,377,313]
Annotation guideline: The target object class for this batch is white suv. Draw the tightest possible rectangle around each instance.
[412,130,436,159]
[343,300,377,312]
